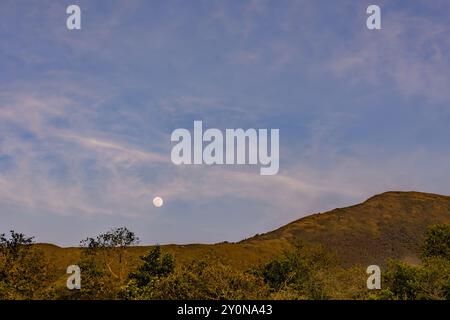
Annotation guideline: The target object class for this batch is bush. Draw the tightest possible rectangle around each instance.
[129,246,175,287]
[257,243,339,300]
[129,259,269,300]
[0,231,52,299]
[380,257,450,300]
[421,224,450,261]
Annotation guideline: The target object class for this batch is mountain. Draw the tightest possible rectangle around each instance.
[244,191,450,266]
[37,191,450,272]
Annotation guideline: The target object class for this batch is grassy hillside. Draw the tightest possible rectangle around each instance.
[37,191,450,276]
[245,191,450,266]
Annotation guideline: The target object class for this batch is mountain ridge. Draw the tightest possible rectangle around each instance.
[243,191,450,265]
[35,191,450,271]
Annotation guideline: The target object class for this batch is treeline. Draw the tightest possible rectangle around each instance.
[0,224,449,300]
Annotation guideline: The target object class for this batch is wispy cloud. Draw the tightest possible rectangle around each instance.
[1,1,449,245]
[330,10,450,103]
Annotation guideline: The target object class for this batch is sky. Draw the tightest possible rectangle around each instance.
[0,0,449,246]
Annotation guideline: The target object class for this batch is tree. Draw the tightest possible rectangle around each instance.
[0,231,34,259]
[124,246,176,299]
[142,259,269,300]
[58,227,142,299]
[380,224,450,300]
[80,227,140,283]
[421,224,450,261]
[381,260,420,300]
[260,259,290,291]
[257,243,339,299]
[0,231,51,299]
[128,246,175,287]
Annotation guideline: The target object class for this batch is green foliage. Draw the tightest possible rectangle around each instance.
[421,224,450,260]
[47,258,120,300]
[81,227,140,250]
[80,227,139,283]
[380,257,450,300]
[142,260,269,300]
[380,260,421,300]
[128,246,175,287]
[0,231,52,300]
[1,222,449,300]
[258,243,339,299]
[123,246,176,299]
[0,231,34,259]
[259,259,290,291]
[45,227,143,300]
[379,224,450,301]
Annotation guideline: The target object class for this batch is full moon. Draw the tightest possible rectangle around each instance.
[153,196,164,208]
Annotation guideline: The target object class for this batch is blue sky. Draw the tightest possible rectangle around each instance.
[1,0,449,246]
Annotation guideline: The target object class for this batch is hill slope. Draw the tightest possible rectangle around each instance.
[37,191,450,273]
[244,191,450,265]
